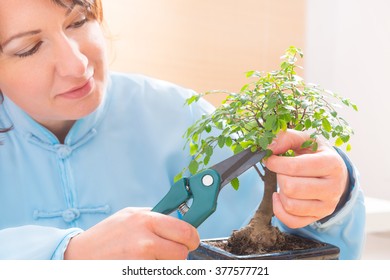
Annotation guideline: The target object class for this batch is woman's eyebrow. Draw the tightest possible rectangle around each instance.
[1,30,41,50]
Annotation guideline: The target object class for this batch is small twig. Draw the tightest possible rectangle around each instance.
[254,164,265,180]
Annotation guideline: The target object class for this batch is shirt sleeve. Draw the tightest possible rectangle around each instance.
[272,149,366,260]
[0,225,83,260]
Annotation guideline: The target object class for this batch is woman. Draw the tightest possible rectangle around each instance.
[0,0,365,259]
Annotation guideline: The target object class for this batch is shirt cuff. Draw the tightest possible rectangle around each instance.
[312,147,359,228]
[51,228,84,260]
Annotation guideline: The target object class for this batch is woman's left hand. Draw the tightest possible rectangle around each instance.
[264,129,349,229]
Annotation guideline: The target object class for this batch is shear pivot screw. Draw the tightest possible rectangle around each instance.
[202,175,214,187]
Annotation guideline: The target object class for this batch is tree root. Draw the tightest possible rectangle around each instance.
[226,224,286,255]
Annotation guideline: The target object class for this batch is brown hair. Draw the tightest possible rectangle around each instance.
[52,0,103,22]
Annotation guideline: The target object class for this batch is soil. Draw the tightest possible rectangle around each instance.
[206,232,325,255]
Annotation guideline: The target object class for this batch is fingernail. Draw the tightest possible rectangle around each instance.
[268,140,277,150]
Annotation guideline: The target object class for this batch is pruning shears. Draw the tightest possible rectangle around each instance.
[152,148,267,228]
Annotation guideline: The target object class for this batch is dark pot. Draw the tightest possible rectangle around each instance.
[188,237,340,260]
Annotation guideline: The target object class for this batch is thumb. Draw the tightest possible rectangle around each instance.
[267,129,310,155]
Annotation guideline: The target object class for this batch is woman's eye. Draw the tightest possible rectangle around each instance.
[15,41,43,58]
[68,17,88,29]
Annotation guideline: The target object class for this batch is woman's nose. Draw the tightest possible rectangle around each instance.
[54,35,88,78]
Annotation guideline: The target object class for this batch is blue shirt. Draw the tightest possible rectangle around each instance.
[0,72,365,259]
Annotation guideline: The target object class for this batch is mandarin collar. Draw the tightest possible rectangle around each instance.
[2,78,111,147]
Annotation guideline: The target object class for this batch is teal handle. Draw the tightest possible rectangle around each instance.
[152,169,221,228]
[181,169,221,228]
[152,178,190,215]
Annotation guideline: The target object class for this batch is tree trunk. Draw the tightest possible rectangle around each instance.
[226,167,286,255]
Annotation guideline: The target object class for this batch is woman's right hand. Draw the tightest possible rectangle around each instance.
[64,207,200,259]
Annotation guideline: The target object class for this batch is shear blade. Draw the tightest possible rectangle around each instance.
[210,148,267,190]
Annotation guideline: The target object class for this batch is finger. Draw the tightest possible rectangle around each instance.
[277,174,340,200]
[272,193,318,229]
[149,212,200,251]
[277,191,337,218]
[265,149,339,177]
[152,238,191,260]
[267,129,315,155]
[130,230,191,260]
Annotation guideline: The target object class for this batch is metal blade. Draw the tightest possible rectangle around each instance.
[210,148,267,190]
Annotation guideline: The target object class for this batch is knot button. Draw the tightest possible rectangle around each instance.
[56,145,72,159]
[62,208,80,223]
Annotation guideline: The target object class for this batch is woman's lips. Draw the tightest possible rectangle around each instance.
[58,78,94,99]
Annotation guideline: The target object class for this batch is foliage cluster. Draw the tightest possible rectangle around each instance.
[176,46,357,188]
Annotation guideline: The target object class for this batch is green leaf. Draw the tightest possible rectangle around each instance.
[189,160,199,175]
[204,155,210,165]
[218,136,225,148]
[281,61,289,70]
[233,144,244,154]
[185,95,200,105]
[264,115,277,131]
[205,145,213,157]
[258,137,270,150]
[246,70,255,78]
[322,130,330,140]
[341,134,350,143]
[267,97,278,109]
[301,140,312,149]
[225,137,233,147]
[295,123,304,131]
[192,133,199,143]
[335,137,344,147]
[334,125,343,133]
[215,121,224,130]
[314,112,322,120]
[278,119,287,131]
[189,142,198,156]
[174,172,183,182]
[312,141,318,151]
[304,119,312,129]
[240,141,253,149]
[240,84,249,92]
[346,143,352,151]
[231,177,240,190]
[322,118,332,132]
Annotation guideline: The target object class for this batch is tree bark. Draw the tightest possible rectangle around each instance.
[226,167,286,255]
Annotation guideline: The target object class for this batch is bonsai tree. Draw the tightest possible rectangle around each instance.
[177,46,358,255]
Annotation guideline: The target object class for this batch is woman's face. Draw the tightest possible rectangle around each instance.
[0,0,108,130]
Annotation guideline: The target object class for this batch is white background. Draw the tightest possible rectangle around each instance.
[305,0,390,200]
